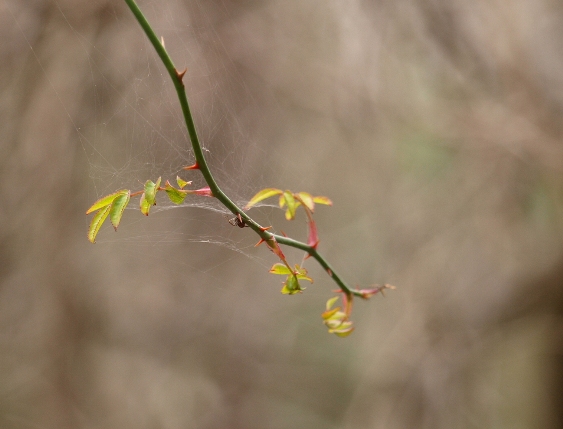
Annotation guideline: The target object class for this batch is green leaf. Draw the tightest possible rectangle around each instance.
[269,263,292,275]
[281,275,304,295]
[87,205,111,243]
[164,181,189,204]
[313,196,332,206]
[176,176,190,189]
[140,177,161,216]
[244,188,283,210]
[86,190,129,214]
[297,192,315,211]
[109,191,130,230]
[145,177,161,205]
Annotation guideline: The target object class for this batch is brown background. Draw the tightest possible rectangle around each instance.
[2,0,563,428]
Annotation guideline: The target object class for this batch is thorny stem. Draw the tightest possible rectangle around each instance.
[124,0,363,298]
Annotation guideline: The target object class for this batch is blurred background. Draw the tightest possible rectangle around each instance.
[2,0,563,428]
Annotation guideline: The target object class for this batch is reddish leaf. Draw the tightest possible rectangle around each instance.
[307,219,319,249]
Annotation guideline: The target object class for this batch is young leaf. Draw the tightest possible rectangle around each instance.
[244,188,283,210]
[140,192,150,216]
[144,177,161,206]
[296,192,315,212]
[87,205,111,243]
[313,196,332,206]
[140,177,161,216]
[281,275,303,295]
[325,296,340,311]
[164,181,189,204]
[86,190,128,214]
[293,265,313,282]
[109,191,130,230]
[283,190,297,220]
[176,176,191,189]
[269,263,293,275]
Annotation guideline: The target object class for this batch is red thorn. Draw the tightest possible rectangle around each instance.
[280,230,288,237]
[255,238,266,247]
[176,67,187,82]
[327,268,333,277]
[183,162,199,170]
[259,226,272,232]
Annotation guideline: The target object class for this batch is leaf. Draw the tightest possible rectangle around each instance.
[109,191,130,230]
[269,263,292,275]
[325,296,340,311]
[322,307,341,320]
[164,181,189,204]
[296,192,315,212]
[313,196,332,206]
[140,177,161,216]
[86,190,129,214]
[331,323,355,337]
[144,177,161,205]
[244,188,283,210]
[176,176,191,189]
[87,205,111,243]
[281,275,303,295]
[140,193,150,215]
[283,190,297,220]
[293,265,313,282]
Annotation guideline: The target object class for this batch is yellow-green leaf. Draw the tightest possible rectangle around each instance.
[144,177,161,206]
[325,296,340,311]
[176,176,190,189]
[140,177,161,216]
[281,275,304,295]
[331,324,354,337]
[87,205,111,243]
[269,263,292,275]
[297,192,315,211]
[86,190,128,214]
[109,191,130,230]
[313,196,332,206]
[283,190,297,220]
[140,192,150,215]
[164,181,189,204]
[244,188,283,210]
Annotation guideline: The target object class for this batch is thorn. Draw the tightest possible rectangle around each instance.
[160,36,165,49]
[327,268,333,277]
[176,67,187,82]
[183,162,199,170]
[280,230,288,237]
[259,226,272,232]
[255,238,266,247]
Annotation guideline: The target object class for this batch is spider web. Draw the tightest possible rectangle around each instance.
[75,1,292,264]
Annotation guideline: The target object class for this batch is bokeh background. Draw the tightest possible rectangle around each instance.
[2,0,563,428]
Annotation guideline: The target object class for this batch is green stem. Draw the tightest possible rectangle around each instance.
[124,0,360,298]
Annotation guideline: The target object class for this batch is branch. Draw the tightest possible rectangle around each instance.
[123,0,372,299]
